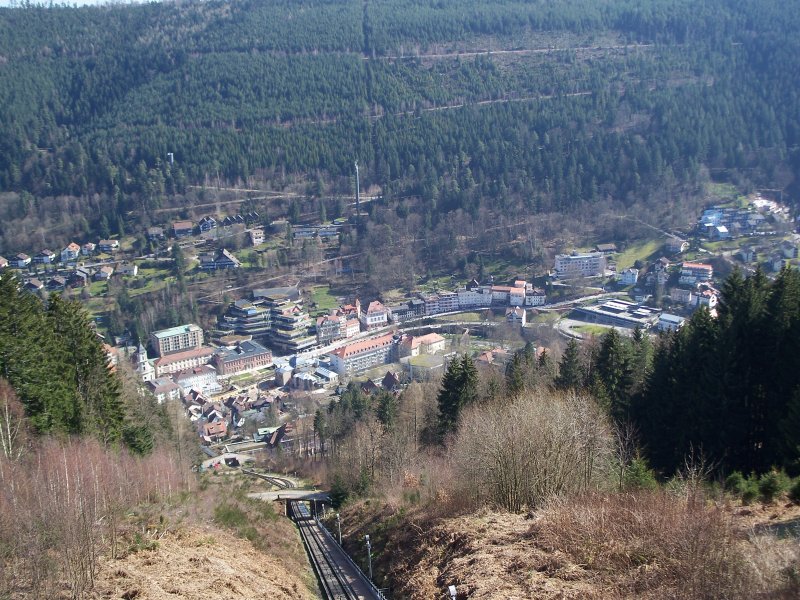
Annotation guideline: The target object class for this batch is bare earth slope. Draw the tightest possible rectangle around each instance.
[339,496,800,600]
[90,525,316,600]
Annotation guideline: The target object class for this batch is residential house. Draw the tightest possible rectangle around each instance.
[506,306,527,326]
[199,216,218,232]
[553,252,606,278]
[381,371,402,392]
[328,333,396,376]
[360,300,389,330]
[697,287,718,309]
[618,268,639,285]
[67,269,90,288]
[399,332,446,357]
[97,239,119,253]
[781,241,798,259]
[199,248,241,271]
[60,242,81,263]
[212,340,273,376]
[0,256,7,269]
[525,287,547,306]
[388,303,414,323]
[249,228,265,246]
[93,265,114,281]
[769,254,787,272]
[202,420,228,442]
[670,287,695,305]
[665,237,689,254]
[117,262,138,277]
[81,242,96,256]
[24,278,44,292]
[47,275,67,291]
[148,378,182,403]
[738,247,757,263]
[34,249,56,264]
[13,253,30,268]
[172,220,194,238]
[595,243,618,254]
[147,226,165,241]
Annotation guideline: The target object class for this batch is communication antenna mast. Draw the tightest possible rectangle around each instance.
[354,160,360,224]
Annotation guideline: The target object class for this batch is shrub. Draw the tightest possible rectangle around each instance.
[724,471,746,496]
[214,503,248,529]
[534,490,759,598]
[741,477,760,505]
[759,470,789,503]
[789,479,800,504]
[624,457,658,491]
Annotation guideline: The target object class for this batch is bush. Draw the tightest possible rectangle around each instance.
[624,457,658,491]
[741,478,760,505]
[724,471,746,496]
[759,470,789,503]
[214,503,248,528]
[789,479,800,504]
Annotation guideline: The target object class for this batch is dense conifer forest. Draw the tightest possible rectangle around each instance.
[0,0,798,254]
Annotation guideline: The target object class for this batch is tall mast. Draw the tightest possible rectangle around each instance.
[354,160,360,225]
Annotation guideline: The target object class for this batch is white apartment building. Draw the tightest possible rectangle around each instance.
[553,252,606,278]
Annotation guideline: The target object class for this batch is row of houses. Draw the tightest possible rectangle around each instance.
[1,240,121,270]
[18,262,140,295]
[387,279,546,323]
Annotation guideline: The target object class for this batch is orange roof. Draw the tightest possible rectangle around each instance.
[416,333,445,345]
[682,262,712,271]
[155,346,214,366]
[331,333,394,359]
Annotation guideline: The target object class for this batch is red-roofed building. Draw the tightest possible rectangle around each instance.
[154,346,214,377]
[328,333,395,376]
[679,262,713,285]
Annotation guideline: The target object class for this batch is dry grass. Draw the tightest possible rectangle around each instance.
[532,490,798,599]
[337,491,800,600]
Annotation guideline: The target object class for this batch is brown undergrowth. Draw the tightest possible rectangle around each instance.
[335,490,800,599]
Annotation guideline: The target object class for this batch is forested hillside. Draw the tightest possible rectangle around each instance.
[0,0,798,258]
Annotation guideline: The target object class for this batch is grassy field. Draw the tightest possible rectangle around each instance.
[615,239,663,270]
[437,311,483,323]
[573,324,611,336]
[308,285,340,315]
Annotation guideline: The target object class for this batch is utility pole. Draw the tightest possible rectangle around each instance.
[364,534,372,580]
[336,513,342,545]
[354,160,360,225]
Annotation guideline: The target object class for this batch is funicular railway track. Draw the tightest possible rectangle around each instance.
[291,501,360,600]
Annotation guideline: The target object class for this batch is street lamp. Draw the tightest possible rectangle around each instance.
[364,534,373,580]
[336,513,342,545]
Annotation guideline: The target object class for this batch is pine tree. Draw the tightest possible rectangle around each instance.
[437,355,463,441]
[595,328,634,422]
[505,351,526,397]
[556,338,585,390]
